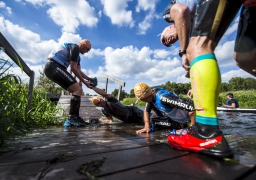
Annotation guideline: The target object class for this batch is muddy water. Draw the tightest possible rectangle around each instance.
[218,112,256,137]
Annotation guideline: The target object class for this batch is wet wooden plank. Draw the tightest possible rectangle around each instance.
[0,144,189,180]
[243,170,256,180]
[101,153,254,180]
[1,144,254,180]
[0,127,170,166]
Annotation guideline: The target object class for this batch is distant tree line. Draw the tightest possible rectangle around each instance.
[35,71,255,101]
[111,77,256,101]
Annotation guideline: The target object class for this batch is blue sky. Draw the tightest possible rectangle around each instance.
[0,0,255,95]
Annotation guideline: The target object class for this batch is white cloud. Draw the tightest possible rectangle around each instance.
[0,16,88,64]
[136,0,157,12]
[25,0,98,33]
[136,0,160,34]
[153,49,172,59]
[93,45,183,84]
[0,16,57,63]
[137,12,154,35]
[101,0,134,28]
[221,69,255,82]
[84,48,105,59]
[0,1,5,8]
[0,1,12,15]
[215,40,236,67]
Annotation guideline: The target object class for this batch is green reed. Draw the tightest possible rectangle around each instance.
[0,58,61,147]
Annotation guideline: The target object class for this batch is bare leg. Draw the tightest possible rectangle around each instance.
[67,82,82,96]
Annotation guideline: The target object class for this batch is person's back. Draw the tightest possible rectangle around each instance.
[146,87,193,123]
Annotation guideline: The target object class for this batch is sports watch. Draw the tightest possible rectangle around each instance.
[179,50,186,57]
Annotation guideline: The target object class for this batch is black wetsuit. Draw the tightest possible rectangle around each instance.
[101,96,144,123]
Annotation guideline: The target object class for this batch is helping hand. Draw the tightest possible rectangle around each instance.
[85,81,93,89]
[88,77,98,87]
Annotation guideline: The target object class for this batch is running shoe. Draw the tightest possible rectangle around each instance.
[167,123,233,158]
[88,77,97,87]
[67,116,90,127]
[63,120,71,127]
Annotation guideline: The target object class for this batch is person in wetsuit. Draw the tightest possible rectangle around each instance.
[133,83,195,134]
[166,0,256,158]
[44,39,97,126]
[91,86,192,132]
[91,86,145,124]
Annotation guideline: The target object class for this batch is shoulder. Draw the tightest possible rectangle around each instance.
[70,44,79,51]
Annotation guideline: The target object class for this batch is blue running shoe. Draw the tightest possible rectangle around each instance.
[67,116,90,127]
[63,119,71,127]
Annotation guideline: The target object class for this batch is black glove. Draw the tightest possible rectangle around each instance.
[88,77,97,87]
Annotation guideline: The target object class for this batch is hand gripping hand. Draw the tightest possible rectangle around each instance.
[88,77,98,87]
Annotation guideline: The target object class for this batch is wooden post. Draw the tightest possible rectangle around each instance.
[105,78,108,93]
[117,85,123,101]
[102,73,125,101]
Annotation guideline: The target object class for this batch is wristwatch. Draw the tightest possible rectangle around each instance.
[179,50,186,57]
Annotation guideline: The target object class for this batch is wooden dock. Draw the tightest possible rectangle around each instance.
[0,96,256,180]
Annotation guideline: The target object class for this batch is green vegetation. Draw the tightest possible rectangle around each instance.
[121,90,256,108]
[0,58,61,147]
[121,91,256,108]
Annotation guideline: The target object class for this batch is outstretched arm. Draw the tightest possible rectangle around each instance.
[92,86,112,99]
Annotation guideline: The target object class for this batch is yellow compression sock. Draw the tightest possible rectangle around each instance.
[190,54,221,126]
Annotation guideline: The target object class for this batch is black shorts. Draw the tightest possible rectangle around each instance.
[191,0,241,44]
[44,59,77,90]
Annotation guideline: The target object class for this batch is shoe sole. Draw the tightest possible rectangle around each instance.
[169,142,233,158]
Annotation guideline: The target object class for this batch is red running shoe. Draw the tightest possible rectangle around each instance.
[167,123,233,158]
